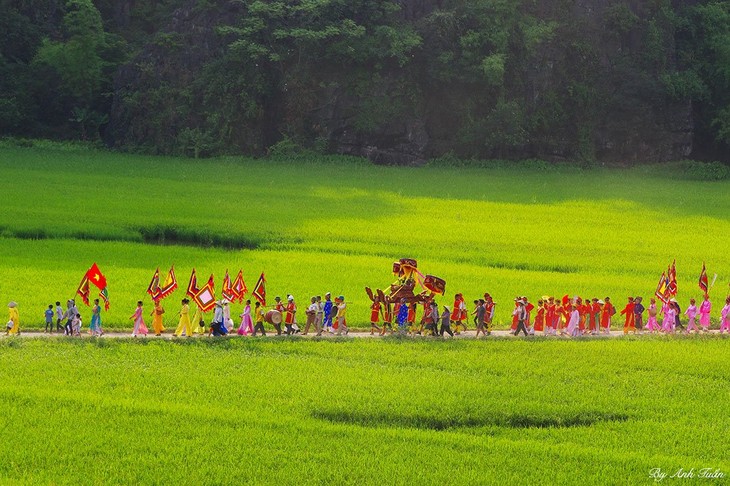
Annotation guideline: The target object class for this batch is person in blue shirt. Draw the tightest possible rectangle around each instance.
[44,305,54,333]
[322,293,334,333]
[397,298,409,333]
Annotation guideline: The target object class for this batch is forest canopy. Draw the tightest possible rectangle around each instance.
[1,0,729,164]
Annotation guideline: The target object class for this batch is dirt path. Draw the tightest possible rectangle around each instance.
[4,329,724,339]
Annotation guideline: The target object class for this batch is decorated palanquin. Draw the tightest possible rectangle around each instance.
[365,258,446,315]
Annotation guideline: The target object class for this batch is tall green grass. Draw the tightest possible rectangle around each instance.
[0,338,727,484]
[1,146,729,327]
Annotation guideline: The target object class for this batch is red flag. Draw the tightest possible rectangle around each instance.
[157,265,178,301]
[655,272,670,303]
[147,267,161,301]
[86,263,107,290]
[76,274,91,306]
[186,268,199,298]
[232,270,247,303]
[699,263,709,296]
[222,270,236,302]
[668,260,677,296]
[192,274,216,312]
[99,287,110,311]
[252,273,266,306]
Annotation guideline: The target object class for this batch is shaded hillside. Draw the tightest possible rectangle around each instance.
[1,0,729,163]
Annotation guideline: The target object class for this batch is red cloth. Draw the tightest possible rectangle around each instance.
[370,302,381,323]
[285,302,296,324]
[534,306,545,331]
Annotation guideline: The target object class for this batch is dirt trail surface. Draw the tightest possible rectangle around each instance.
[4,329,724,340]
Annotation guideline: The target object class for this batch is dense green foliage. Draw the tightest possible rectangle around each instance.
[0,337,727,483]
[1,0,730,162]
[1,144,729,327]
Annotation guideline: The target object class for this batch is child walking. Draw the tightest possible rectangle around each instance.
[253,301,266,336]
[44,305,54,333]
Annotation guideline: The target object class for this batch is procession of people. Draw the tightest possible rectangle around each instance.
[6,292,730,338]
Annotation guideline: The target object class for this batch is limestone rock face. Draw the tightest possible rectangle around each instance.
[107,0,695,163]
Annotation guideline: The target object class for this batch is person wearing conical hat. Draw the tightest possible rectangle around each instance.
[6,301,19,335]
[512,298,529,336]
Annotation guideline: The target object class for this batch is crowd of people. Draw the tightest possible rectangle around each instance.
[4,292,730,338]
[364,293,730,337]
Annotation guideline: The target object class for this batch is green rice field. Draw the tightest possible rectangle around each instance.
[1,144,729,328]
[0,337,728,484]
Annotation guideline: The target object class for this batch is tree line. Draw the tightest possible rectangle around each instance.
[1,0,729,164]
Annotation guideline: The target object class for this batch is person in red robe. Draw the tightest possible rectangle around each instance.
[380,302,393,336]
[620,297,636,334]
[578,298,589,334]
[524,297,535,334]
[555,302,564,334]
[285,295,297,335]
[546,297,556,335]
[600,297,615,334]
[370,298,382,335]
[534,300,545,334]
[451,293,466,334]
[511,298,519,331]
[484,294,495,335]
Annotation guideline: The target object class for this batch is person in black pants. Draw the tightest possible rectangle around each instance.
[440,306,453,337]
[513,298,529,336]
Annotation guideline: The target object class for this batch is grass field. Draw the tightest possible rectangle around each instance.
[1,143,729,328]
[0,337,727,484]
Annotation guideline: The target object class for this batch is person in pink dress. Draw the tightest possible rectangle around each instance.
[130,301,149,337]
[237,300,254,335]
[720,296,730,334]
[661,301,675,333]
[699,295,712,332]
[684,298,699,333]
[646,298,659,333]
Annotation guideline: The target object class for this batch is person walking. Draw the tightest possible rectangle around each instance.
[6,301,20,335]
[174,298,192,337]
[513,298,529,336]
[90,298,103,336]
[699,295,712,332]
[439,305,453,337]
[130,301,148,337]
[238,300,254,336]
[151,300,165,336]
